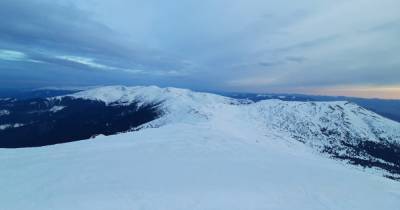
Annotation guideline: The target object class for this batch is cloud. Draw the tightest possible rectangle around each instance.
[55,55,188,76]
[0,50,27,61]
[55,55,140,73]
[285,56,306,63]
[258,61,283,67]
[0,0,399,98]
[0,1,113,54]
[0,0,190,77]
[0,49,41,63]
[290,85,400,100]
[226,76,281,89]
[221,0,400,91]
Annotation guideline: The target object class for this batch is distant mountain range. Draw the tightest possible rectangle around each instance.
[2,88,399,123]
[222,92,400,123]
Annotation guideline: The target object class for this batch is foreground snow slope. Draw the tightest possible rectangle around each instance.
[1,122,400,210]
[1,86,399,209]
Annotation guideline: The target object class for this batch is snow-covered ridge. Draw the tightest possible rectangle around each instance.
[62,85,400,177]
[62,85,240,123]
[64,86,400,143]
[65,86,400,139]
[253,99,400,145]
[64,85,235,106]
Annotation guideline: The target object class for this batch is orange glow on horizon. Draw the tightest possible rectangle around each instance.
[298,86,400,100]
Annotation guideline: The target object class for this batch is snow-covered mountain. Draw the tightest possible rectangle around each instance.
[0,86,399,209]
[65,86,400,177]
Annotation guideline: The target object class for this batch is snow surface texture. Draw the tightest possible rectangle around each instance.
[49,106,66,113]
[0,109,10,116]
[0,123,24,130]
[1,86,400,209]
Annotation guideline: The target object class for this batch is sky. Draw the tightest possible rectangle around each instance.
[0,0,400,99]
